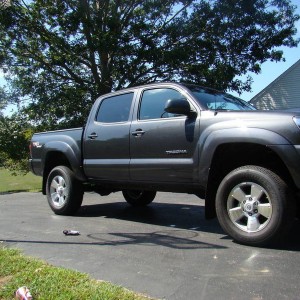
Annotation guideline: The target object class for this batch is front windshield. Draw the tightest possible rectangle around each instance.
[186,86,255,111]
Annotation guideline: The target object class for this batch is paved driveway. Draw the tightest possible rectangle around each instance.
[1,192,300,299]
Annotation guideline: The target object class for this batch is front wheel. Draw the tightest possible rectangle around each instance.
[46,166,83,215]
[122,190,156,206]
[215,165,295,246]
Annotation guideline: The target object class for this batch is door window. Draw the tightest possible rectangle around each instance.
[139,88,186,120]
[96,92,134,123]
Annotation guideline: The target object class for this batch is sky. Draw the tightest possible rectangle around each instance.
[231,0,300,101]
[1,0,300,111]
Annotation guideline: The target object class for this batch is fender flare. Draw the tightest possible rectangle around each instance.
[41,138,86,182]
[198,127,291,188]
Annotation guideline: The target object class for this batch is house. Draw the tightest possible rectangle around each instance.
[250,59,300,110]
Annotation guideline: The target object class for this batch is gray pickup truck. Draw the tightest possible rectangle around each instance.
[29,82,300,246]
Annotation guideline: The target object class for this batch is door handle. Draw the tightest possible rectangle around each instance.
[88,132,98,139]
[132,129,145,137]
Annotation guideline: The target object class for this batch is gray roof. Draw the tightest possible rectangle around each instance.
[250,59,300,110]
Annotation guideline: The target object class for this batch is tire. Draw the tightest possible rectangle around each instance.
[46,166,83,215]
[215,165,295,246]
[122,190,156,206]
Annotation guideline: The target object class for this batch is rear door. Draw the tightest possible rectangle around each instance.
[83,91,135,181]
[129,86,200,183]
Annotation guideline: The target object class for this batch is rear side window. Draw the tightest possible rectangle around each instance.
[96,93,134,123]
[139,88,185,120]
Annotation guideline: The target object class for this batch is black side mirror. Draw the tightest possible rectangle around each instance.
[164,98,192,116]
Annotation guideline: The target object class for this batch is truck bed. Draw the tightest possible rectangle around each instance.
[29,127,83,177]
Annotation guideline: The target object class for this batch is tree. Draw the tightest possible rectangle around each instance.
[0,113,33,173]
[0,0,299,173]
[0,0,299,129]
[0,86,8,116]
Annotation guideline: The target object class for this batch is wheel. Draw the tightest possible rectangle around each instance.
[215,165,295,246]
[122,190,156,206]
[46,166,83,215]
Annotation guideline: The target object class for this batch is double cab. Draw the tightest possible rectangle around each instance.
[29,82,300,246]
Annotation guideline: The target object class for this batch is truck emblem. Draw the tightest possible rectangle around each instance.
[165,150,188,155]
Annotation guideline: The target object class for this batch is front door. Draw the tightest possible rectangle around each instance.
[130,87,200,183]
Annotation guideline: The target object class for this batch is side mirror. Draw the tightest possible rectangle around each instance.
[164,98,192,116]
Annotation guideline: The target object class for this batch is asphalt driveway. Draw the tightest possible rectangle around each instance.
[1,192,300,299]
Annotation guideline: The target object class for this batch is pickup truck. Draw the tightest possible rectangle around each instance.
[29,82,300,246]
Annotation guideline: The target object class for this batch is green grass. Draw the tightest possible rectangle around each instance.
[0,246,152,300]
[0,169,42,193]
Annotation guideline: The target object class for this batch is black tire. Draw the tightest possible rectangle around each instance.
[215,165,295,246]
[46,166,83,215]
[122,190,156,206]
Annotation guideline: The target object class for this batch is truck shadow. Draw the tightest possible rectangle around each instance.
[78,201,227,250]
[78,200,300,251]
[79,201,224,235]
[280,218,300,250]
[85,230,226,250]
[2,230,226,250]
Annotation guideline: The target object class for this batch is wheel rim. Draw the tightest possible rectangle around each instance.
[227,182,272,233]
[49,175,68,208]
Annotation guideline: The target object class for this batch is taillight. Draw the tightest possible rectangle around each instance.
[29,142,32,157]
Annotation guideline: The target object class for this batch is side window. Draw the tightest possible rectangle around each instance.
[139,88,186,120]
[96,92,134,123]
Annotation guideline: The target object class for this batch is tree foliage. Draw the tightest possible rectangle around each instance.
[0,0,299,173]
[0,86,8,116]
[0,113,33,174]
[1,0,299,129]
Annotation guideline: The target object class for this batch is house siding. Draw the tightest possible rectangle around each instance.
[250,59,300,110]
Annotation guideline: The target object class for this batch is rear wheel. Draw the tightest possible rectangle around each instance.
[46,166,83,215]
[215,165,295,246]
[122,190,156,206]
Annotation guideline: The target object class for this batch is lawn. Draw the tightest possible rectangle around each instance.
[0,169,42,194]
[0,247,152,300]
